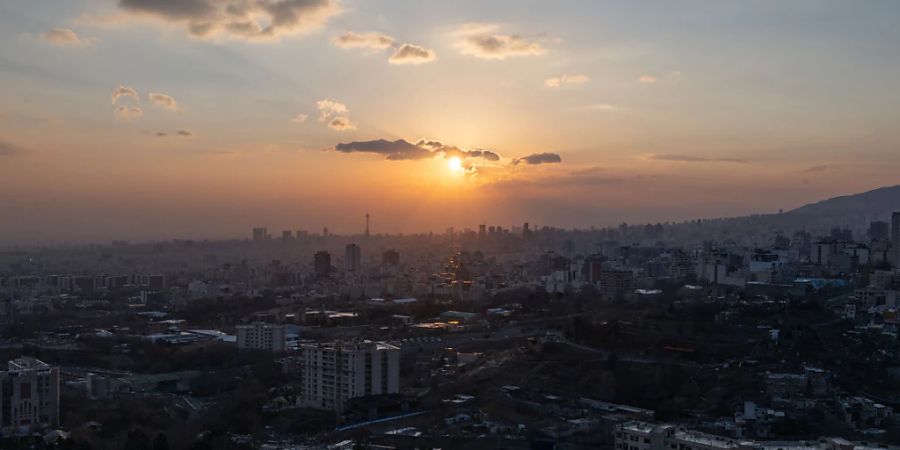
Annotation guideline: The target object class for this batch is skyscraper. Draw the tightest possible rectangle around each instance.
[365,212,370,237]
[252,227,268,242]
[345,243,361,272]
[314,251,331,278]
[892,212,900,269]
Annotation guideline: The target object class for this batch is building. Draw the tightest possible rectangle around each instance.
[0,357,60,435]
[383,249,400,267]
[252,227,269,242]
[345,243,361,272]
[614,421,897,450]
[236,323,286,352]
[892,212,900,269]
[314,251,332,278]
[299,341,400,412]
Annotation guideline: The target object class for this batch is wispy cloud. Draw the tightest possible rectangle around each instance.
[148,92,179,110]
[316,99,355,130]
[333,31,436,65]
[40,27,98,46]
[115,105,143,120]
[650,154,748,163]
[545,74,588,88]
[111,86,140,105]
[637,75,657,84]
[455,23,546,60]
[292,113,309,124]
[514,152,562,165]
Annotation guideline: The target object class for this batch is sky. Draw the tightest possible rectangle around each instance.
[1,0,899,244]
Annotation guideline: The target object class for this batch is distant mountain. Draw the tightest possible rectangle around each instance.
[788,185,900,219]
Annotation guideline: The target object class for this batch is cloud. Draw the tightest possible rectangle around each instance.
[117,0,341,41]
[650,154,749,163]
[389,44,436,65]
[333,31,395,50]
[514,152,562,165]
[154,129,193,137]
[292,113,309,124]
[40,28,98,46]
[316,99,348,121]
[334,31,436,65]
[317,99,354,130]
[334,139,433,160]
[328,116,356,131]
[333,138,505,165]
[455,24,546,60]
[638,75,657,84]
[115,105,143,120]
[148,92,179,110]
[111,86,140,105]
[0,141,24,157]
[545,74,588,88]
[800,164,833,173]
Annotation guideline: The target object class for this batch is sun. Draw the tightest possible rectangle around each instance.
[447,157,464,174]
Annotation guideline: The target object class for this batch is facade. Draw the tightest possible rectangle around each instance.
[0,358,60,436]
[314,251,332,278]
[236,323,286,352]
[252,227,269,242]
[345,244,361,272]
[892,212,900,270]
[298,341,400,412]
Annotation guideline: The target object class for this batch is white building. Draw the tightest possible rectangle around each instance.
[0,357,60,435]
[298,341,400,412]
[236,322,286,352]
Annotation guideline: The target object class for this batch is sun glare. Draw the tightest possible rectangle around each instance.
[447,157,464,174]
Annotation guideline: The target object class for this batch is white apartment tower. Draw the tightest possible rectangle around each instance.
[0,357,60,435]
[236,323,286,352]
[299,341,400,412]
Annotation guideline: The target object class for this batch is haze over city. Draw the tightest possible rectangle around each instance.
[2,1,900,244]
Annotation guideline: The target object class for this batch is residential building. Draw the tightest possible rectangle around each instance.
[298,341,400,412]
[236,322,286,352]
[0,357,60,435]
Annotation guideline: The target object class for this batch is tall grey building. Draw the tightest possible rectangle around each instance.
[345,243,361,272]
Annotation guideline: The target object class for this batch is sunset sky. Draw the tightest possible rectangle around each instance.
[2,1,900,244]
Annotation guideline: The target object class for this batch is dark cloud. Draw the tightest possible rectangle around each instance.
[118,0,340,40]
[176,130,194,137]
[335,138,505,163]
[651,154,748,163]
[800,164,833,173]
[514,152,562,165]
[0,141,23,156]
[334,139,434,161]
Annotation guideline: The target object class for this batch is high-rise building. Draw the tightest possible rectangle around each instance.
[478,224,486,239]
[298,341,400,412]
[281,230,293,241]
[252,227,269,242]
[892,212,900,269]
[382,249,400,267]
[0,357,60,435]
[314,251,332,277]
[365,212,370,237]
[236,323,286,352]
[345,243,361,272]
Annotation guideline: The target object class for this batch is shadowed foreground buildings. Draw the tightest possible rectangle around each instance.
[0,358,59,437]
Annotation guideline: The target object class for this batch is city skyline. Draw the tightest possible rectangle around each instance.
[2,1,900,244]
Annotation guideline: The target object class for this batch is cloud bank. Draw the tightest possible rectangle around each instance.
[117,0,341,41]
